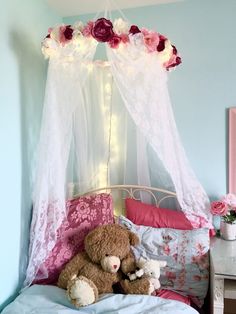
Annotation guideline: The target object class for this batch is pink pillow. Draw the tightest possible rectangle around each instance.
[125,198,193,230]
[34,193,114,285]
[155,289,191,306]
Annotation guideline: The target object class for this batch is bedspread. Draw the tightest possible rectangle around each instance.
[2,285,198,314]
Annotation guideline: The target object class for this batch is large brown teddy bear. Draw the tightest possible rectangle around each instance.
[58,224,151,307]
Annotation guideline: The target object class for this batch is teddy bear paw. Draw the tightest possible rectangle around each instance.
[67,275,98,307]
[148,278,161,295]
[135,268,144,278]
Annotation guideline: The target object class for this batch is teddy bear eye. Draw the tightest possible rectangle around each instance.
[105,254,109,257]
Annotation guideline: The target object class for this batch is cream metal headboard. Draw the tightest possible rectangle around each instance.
[73,185,178,216]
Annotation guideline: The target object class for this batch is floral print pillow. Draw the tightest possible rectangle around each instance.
[118,216,210,307]
[35,193,114,285]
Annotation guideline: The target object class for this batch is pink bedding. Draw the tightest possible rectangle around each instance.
[155,289,191,305]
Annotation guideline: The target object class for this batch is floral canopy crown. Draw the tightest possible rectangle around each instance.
[42,17,182,71]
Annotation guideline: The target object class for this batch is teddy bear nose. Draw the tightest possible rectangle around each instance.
[113,265,118,269]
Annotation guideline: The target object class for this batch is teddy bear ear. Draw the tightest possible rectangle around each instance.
[137,257,146,268]
[128,231,140,246]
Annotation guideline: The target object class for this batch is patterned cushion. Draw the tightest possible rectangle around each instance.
[118,216,209,307]
[35,193,114,284]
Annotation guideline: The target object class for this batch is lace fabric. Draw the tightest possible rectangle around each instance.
[25,39,212,286]
[25,41,97,286]
[107,45,212,228]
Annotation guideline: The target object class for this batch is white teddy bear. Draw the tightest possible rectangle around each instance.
[128,257,167,295]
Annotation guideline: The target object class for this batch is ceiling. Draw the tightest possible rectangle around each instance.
[47,0,181,17]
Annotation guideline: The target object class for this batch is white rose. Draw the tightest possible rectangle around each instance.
[129,33,145,49]
[41,38,59,58]
[113,18,129,35]
[73,21,84,32]
[222,194,236,208]
[74,36,97,54]
[72,29,82,43]
[158,40,173,63]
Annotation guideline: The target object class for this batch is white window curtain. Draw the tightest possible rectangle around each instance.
[25,40,212,287]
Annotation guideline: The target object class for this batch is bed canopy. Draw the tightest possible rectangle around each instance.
[25,15,213,286]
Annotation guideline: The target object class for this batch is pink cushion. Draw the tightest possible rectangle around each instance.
[125,198,193,230]
[34,193,114,285]
[155,289,191,305]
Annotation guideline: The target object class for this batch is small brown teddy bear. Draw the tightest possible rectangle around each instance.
[58,224,151,307]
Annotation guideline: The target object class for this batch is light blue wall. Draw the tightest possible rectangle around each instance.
[64,0,236,199]
[0,0,235,309]
[0,1,60,310]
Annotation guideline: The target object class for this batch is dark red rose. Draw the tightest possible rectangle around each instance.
[129,25,141,35]
[167,56,182,70]
[91,18,114,42]
[172,45,178,55]
[157,35,166,52]
[176,56,181,64]
[64,25,73,40]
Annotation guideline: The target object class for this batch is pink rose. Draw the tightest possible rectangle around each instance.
[91,18,114,42]
[120,34,129,44]
[162,44,182,70]
[166,55,182,70]
[142,30,160,52]
[222,193,236,208]
[82,21,94,37]
[141,28,149,36]
[210,201,228,216]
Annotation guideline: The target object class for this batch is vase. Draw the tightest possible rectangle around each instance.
[220,220,236,240]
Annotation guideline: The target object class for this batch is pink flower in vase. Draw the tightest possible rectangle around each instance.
[211,194,236,225]
[210,201,228,216]
[222,193,236,209]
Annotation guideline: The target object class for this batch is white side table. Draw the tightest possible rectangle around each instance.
[210,237,236,314]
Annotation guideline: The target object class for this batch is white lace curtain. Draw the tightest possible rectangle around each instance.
[25,34,212,287]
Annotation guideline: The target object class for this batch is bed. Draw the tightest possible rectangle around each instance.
[2,185,209,314]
